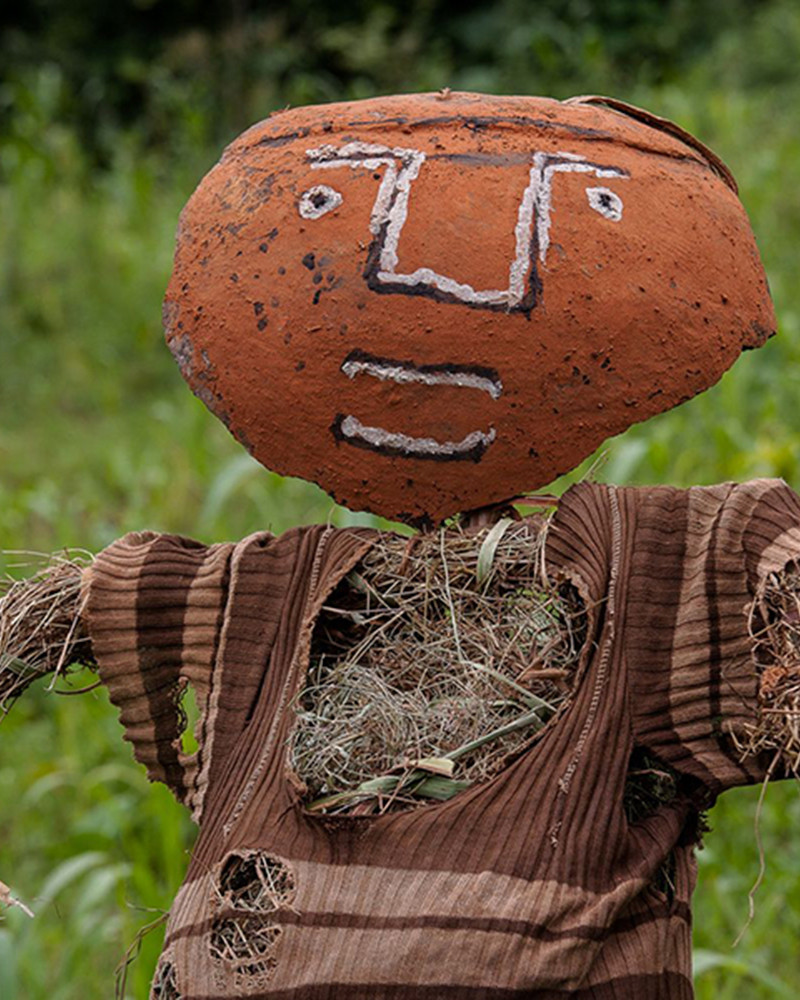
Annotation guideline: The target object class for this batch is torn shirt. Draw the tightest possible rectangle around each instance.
[85,478,800,999]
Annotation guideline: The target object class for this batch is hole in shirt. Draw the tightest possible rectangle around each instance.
[172,679,200,755]
[624,747,695,904]
[150,958,181,1000]
[209,853,294,987]
[741,557,800,772]
[210,916,281,980]
[289,516,588,816]
[217,851,296,913]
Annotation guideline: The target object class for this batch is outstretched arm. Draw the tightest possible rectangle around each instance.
[618,477,800,792]
[0,552,95,718]
[0,531,236,815]
[0,532,236,921]
[0,551,96,918]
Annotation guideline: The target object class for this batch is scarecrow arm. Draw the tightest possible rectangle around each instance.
[1,528,257,825]
[621,477,800,793]
[84,530,238,821]
[0,554,94,718]
[547,477,800,800]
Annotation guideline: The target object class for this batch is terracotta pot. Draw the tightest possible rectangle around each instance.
[164,91,775,526]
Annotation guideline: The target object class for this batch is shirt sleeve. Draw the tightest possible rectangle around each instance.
[623,478,800,795]
[85,530,238,820]
[85,523,371,826]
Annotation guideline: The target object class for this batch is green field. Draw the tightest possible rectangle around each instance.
[2,2,800,996]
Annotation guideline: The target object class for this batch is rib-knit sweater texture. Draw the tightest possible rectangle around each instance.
[85,479,800,999]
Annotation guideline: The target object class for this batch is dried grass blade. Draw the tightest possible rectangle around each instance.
[476,517,514,587]
[0,879,34,918]
[405,757,454,777]
[445,707,547,762]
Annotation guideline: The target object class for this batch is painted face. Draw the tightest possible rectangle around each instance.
[165,93,774,525]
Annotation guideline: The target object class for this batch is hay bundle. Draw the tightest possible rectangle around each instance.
[289,515,587,815]
[738,560,800,773]
[0,552,94,716]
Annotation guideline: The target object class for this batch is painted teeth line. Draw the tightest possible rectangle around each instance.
[340,357,503,399]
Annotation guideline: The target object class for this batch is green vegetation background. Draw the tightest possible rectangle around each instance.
[1,1,799,995]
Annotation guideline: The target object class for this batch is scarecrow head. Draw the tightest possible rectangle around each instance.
[164,92,774,526]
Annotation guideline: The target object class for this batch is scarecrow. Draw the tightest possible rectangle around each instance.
[1,92,795,999]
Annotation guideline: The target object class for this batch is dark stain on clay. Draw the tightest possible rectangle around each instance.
[746,319,776,346]
[216,172,276,214]
[258,227,280,253]
[345,112,611,140]
[252,126,312,149]
[427,151,533,167]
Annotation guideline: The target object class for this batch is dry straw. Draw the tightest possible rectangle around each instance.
[738,560,800,774]
[289,514,589,815]
[150,958,181,1000]
[0,551,95,716]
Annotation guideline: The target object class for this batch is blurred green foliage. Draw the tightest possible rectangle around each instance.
[0,0,768,162]
[1,1,800,996]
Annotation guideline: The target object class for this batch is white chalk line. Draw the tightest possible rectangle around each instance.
[306,143,629,306]
[339,415,496,458]
[340,356,503,399]
[585,186,624,222]
[298,184,343,220]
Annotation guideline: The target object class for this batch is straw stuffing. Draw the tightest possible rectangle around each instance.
[0,551,95,717]
[737,559,800,773]
[289,514,588,815]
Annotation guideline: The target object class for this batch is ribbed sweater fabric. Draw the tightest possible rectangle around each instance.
[85,479,800,999]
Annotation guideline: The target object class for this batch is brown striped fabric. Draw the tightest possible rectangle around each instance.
[85,479,800,999]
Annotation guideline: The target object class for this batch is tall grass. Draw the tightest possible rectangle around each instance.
[1,14,800,996]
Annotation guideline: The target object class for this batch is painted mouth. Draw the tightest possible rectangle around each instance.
[334,350,501,462]
[333,414,495,462]
[340,349,503,399]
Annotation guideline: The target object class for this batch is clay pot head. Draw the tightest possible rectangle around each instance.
[164,92,774,526]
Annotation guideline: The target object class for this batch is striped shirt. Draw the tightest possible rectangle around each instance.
[85,479,800,999]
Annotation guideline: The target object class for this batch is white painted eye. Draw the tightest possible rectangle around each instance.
[586,186,623,222]
[298,184,343,219]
